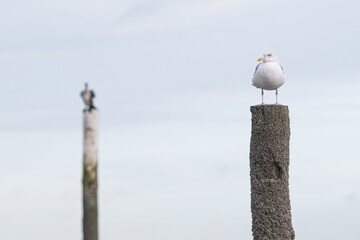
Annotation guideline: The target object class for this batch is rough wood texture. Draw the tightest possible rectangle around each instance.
[250,105,295,240]
[83,109,99,240]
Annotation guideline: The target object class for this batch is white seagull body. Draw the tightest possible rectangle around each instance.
[252,52,285,104]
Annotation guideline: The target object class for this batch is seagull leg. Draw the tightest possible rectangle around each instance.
[261,89,265,105]
[275,89,279,105]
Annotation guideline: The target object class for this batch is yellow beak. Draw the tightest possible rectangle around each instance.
[257,57,265,62]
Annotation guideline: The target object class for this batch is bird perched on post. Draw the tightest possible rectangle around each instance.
[81,83,96,110]
[252,52,285,105]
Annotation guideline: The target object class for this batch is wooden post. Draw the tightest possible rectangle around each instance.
[249,105,295,240]
[83,108,99,240]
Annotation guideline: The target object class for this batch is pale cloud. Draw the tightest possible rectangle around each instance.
[0,0,125,40]
[0,0,278,39]
[116,0,274,33]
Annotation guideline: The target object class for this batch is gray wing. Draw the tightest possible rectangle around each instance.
[280,64,284,74]
[90,90,95,98]
[253,62,263,76]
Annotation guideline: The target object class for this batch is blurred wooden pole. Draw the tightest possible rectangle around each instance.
[83,109,99,240]
[249,105,295,240]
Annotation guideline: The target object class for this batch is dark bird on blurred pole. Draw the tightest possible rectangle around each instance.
[81,83,96,110]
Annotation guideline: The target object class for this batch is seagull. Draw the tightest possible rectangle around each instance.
[81,83,96,110]
[252,52,285,105]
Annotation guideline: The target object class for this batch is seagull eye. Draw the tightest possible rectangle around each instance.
[267,54,272,57]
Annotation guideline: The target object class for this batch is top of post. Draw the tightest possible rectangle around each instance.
[250,104,289,116]
[250,105,290,130]
[250,104,288,110]
[80,83,96,111]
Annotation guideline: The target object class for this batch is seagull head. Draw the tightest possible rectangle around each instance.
[257,52,279,63]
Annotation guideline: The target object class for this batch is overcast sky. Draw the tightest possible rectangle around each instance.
[1,0,360,239]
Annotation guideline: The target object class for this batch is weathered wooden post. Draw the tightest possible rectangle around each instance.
[81,84,99,240]
[249,105,295,240]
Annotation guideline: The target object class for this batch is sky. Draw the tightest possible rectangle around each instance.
[1,0,360,239]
